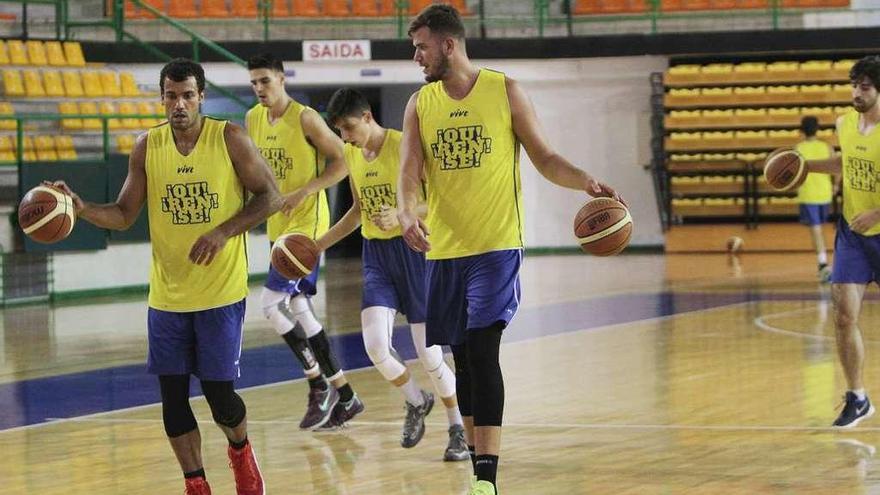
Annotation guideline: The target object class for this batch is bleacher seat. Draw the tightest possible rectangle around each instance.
[7,40,27,65]
[2,69,23,97]
[231,0,259,16]
[56,135,77,160]
[25,41,47,66]
[120,72,141,96]
[353,0,380,16]
[79,101,102,130]
[100,70,122,97]
[137,101,160,127]
[202,0,230,16]
[0,41,10,65]
[43,70,64,97]
[379,0,397,15]
[45,41,66,66]
[168,0,198,17]
[0,135,14,161]
[117,134,136,154]
[21,136,36,161]
[292,0,320,16]
[0,101,13,130]
[409,0,433,14]
[62,42,85,67]
[59,102,83,130]
[100,101,121,129]
[62,71,84,97]
[82,71,104,97]
[270,0,291,16]
[35,135,58,161]
[118,102,141,129]
[323,0,350,15]
[23,70,45,97]
[129,0,165,19]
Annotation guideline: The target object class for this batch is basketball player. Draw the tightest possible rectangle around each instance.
[804,55,880,428]
[398,6,622,494]
[317,87,469,460]
[52,59,276,495]
[246,53,364,430]
[794,115,836,282]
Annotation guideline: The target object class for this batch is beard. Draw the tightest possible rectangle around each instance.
[425,54,450,83]
[854,97,877,113]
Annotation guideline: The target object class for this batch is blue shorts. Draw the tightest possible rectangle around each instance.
[425,249,522,346]
[147,299,246,381]
[831,218,880,285]
[264,242,320,297]
[362,237,426,323]
[799,203,830,226]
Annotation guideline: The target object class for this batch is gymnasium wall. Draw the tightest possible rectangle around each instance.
[50,55,667,294]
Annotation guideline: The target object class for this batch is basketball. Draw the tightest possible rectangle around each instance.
[574,197,633,256]
[763,148,806,191]
[727,235,744,253]
[18,184,76,244]
[271,232,319,280]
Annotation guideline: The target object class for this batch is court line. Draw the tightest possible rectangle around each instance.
[2,302,750,434]
[753,301,880,344]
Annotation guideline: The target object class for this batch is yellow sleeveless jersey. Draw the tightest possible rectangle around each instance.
[246,100,329,241]
[795,139,834,204]
[417,68,523,260]
[145,118,248,311]
[839,109,880,236]
[345,129,417,240]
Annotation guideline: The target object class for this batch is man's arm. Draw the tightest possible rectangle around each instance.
[507,77,621,201]
[281,108,349,215]
[189,123,282,265]
[316,178,362,252]
[397,91,431,252]
[52,133,148,231]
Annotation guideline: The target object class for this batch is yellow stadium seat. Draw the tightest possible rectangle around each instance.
[117,134,136,154]
[43,70,64,97]
[0,101,13,130]
[34,135,54,151]
[100,71,121,97]
[2,69,24,97]
[22,70,45,97]
[0,41,10,65]
[79,101,102,130]
[800,59,832,73]
[6,40,28,65]
[119,72,140,96]
[118,102,141,129]
[62,71,83,97]
[100,101,121,129]
[0,134,12,161]
[82,70,103,97]
[154,101,165,118]
[63,42,85,67]
[59,101,82,130]
[137,101,159,127]
[21,136,36,161]
[55,135,77,160]
[45,41,66,66]
[25,41,47,66]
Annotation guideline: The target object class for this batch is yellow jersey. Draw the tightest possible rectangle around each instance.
[145,117,249,311]
[345,128,411,240]
[795,139,834,205]
[417,68,523,260]
[246,100,329,241]
[839,109,880,235]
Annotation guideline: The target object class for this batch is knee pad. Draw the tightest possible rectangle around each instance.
[260,288,295,336]
[159,374,198,438]
[362,306,406,381]
[290,294,322,338]
[451,344,472,417]
[466,324,505,427]
[412,322,455,399]
[201,380,246,429]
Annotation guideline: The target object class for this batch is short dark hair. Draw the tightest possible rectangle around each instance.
[159,58,205,93]
[408,3,465,39]
[247,53,284,73]
[800,116,819,137]
[326,88,371,125]
[850,55,880,91]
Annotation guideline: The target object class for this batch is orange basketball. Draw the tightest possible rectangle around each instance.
[574,197,632,256]
[763,148,806,191]
[18,184,76,244]
[271,233,319,280]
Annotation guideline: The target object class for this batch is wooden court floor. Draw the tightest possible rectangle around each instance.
[3,252,880,494]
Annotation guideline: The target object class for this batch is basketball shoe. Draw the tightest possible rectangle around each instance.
[833,392,875,428]
[184,477,211,495]
[402,390,434,448]
[318,393,366,430]
[300,381,339,430]
[228,442,265,495]
[468,480,498,495]
[444,424,469,461]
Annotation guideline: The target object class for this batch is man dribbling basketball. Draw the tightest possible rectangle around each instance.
[397,6,622,494]
[804,55,880,428]
[53,59,279,495]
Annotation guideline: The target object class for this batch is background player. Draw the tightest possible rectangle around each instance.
[317,87,469,460]
[794,115,837,282]
[53,58,277,495]
[397,5,622,494]
[246,53,363,430]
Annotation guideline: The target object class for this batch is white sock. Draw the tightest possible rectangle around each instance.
[818,251,828,265]
[852,388,867,401]
[446,404,463,426]
[401,378,424,406]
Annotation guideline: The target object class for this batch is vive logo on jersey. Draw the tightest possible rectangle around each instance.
[449,109,469,118]
[847,156,879,192]
[177,164,194,174]
[359,183,395,216]
[161,181,219,225]
[259,147,293,180]
[430,125,492,171]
